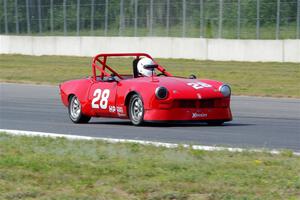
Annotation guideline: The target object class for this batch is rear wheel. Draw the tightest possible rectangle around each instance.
[128,94,144,126]
[68,95,91,123]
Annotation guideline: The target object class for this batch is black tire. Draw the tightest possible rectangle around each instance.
[68,95,91,123]
[207,121,224,126]
[128,94,144,126]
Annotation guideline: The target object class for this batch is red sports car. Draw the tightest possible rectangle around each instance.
[59,53,232,125]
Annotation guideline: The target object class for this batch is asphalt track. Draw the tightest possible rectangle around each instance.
[1,83,299,151]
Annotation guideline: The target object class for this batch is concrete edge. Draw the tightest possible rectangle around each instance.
[1,35,299,62]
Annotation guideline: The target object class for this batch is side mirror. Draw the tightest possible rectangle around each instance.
[189,74,197,79]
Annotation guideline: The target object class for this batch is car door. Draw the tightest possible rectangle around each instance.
[88,80,118,117]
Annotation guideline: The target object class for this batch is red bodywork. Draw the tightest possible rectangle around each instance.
[60,53,232,122]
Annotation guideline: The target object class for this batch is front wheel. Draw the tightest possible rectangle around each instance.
[68,95,91,123]
[128,94,144,126]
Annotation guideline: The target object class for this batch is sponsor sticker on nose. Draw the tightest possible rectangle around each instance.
[192,113,208,118]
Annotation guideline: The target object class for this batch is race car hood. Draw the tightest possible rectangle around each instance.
[137,76,227,99]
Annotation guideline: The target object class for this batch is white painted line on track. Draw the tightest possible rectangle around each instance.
[1,129,299,156]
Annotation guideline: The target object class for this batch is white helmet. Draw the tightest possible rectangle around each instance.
[137,57,156,77]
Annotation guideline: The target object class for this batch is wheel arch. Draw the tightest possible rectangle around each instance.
[68,94,75,103]
[125,91,139,114]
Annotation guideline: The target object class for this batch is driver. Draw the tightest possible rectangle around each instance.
[137,57,156,77]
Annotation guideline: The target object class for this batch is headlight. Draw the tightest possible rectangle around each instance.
[155,86,168,100]
[219,84,231,97]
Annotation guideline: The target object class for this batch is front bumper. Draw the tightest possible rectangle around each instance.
[143,107,232,121]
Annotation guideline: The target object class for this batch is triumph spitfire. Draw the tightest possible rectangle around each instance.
[59,53,232,125]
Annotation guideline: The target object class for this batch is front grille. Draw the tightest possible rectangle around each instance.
[200,100,215,108]
[178,100,197,108]
[174,98,229,108]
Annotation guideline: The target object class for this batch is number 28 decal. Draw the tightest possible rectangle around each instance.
[91,89,110,109]
[187,82,212,90]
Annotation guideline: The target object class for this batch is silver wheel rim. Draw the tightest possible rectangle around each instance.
[70,96,81,119]
[131,98,143,122]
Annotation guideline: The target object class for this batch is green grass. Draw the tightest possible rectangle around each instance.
[0,132,299,200]
[0,54,299,98]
